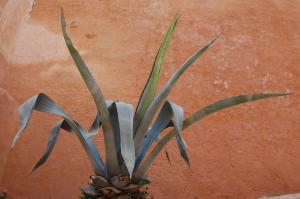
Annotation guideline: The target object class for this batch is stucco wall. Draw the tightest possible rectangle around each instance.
[0,0,299,198]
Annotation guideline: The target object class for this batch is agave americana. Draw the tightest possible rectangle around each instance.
[11,9,290,199]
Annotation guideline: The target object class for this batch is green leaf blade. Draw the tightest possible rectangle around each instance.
[134,13,179,133]
[134,36,219,150]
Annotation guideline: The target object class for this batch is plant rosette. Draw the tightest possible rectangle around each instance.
[11,8,291,199]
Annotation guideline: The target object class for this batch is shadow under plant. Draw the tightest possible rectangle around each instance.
[10,8,291,199]
[0,191,7,199]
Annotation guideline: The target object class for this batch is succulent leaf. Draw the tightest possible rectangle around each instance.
[135,101,173,168]
[12,9,292,193]
[133,92,290,181]
[168,102,190,167]
[135,100,189,169]
[134,36,219,150]
[134,13,179,133]
[11,93,106,175]
[88,101,115,136]
[29,120,69,174]
[112,102,135,178]
[61,9,120,176]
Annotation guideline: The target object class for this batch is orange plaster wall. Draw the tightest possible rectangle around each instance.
[0,0,300,198]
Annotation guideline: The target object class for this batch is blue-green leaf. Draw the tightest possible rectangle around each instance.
[12,93,106,175]
[61,9,120,176]
[134,36,219,150]
[113,102,135,178]
[133,92,290,181]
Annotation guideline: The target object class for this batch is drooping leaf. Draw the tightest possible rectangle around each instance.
[135,100,189,168]
[12,93,106,175]
[134,13,179,133]
[134,36,219,150]
[29,120,69,174]
[176,135,190,167]
[51,101,115,141]
[133,92,290,181]
[88,101,115,137]
[168,102,190,167]
[61,9,120,176]
[135,101,173,168]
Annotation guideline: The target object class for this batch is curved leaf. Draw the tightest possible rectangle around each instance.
[36,99,117,175]
[113,102,135,178]
[88,113,101,135]
[16,100,109,174]
[134,36,219,150]
[11,93,106,176]
[135,101,189,168]
[135,101,173,168]
[108,102,121,155]
[133,92,290,181]
[61,9,120,176]
[29,120,68,174]
[87,101,115,138]
[169,102,190,167]
[134,13,179,133]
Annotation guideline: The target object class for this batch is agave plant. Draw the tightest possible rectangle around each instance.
[11,9,290,199]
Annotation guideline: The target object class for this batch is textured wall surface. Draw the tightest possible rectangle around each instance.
[0,0,300,198]
[0,88,17,189]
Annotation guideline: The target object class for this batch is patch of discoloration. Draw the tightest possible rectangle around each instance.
[0,0,68,64]
[8,21,68,64]
[259,193,300,199]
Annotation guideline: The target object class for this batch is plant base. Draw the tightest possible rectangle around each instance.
[81,175,150,199]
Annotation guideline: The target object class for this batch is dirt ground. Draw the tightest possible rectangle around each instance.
[0,0,300,198]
